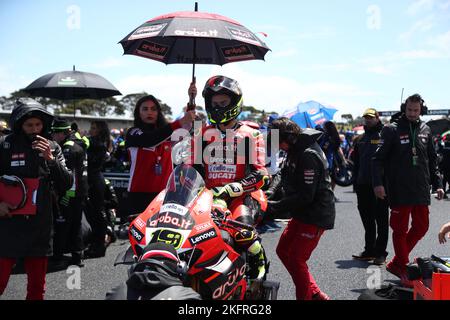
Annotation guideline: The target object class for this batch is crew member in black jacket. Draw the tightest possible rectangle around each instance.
[51,117,88,267]
[0,98,72,300]
[372,94,444,287]
[351,108,389,265]
[267,117,335,300]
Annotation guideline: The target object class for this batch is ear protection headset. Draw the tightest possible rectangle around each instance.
[401,94,428,116]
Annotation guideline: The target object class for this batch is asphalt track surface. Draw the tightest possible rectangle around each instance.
[2,186,450,300]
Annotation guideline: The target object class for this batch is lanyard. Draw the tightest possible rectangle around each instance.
[409,122,418,165]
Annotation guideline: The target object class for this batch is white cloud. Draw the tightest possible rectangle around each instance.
[407,0,435,16]
[399,15,435,41]
[92,57,126,69]
[114,64,379,119]
[367,65,393,75]
[428,30,450,54]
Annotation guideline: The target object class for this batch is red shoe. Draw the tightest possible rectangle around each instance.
[386,260,403,279]
[312,291,331,300]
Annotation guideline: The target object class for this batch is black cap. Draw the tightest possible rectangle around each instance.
[51,117,71,132]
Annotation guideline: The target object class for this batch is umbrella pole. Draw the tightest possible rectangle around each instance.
[188,2,199,111]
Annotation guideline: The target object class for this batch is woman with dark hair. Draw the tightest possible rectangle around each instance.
[85,120,111,258]
[125,94,195,218]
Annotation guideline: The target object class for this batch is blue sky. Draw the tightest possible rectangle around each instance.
[0,0,449,120]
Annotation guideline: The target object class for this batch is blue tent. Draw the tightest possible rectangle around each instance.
[283,100,338,128]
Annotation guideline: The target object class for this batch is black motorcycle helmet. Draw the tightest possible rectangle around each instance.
[202,75,243,124]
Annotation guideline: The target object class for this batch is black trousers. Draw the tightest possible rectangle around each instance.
[355,184,389,256]
[53,198,85,256]
[86,173,107,247]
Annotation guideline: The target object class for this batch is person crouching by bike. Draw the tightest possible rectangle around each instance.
[50,117,88,267]
[350,108,389,265]
[187,76,271,279]
[0,98,72,300]
[267,117,335,300]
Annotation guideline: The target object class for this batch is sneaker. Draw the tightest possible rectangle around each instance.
[386,260,403,279]
[372,255,387,265]
[69,252,84,267]
[352,251,376,261]
[312,291,331,300]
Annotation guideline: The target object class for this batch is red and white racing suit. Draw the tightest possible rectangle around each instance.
[190,121,270,225]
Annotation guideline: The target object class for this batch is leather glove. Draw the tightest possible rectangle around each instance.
[59,195,70,207]
[212,183,244,200]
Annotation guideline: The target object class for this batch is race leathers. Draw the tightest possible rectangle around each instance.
[189,122,270,224]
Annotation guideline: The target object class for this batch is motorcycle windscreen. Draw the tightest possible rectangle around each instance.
[162,165,205,209]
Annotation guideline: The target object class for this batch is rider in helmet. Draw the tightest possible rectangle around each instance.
[187,76,270,279]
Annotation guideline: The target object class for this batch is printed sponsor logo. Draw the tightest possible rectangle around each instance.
[175,55,213,64]
[226,27,260,46]
[11,153,25,160]
[58,77,77,86]
[136,41,169,60]
[129,128,143,136]
[128,23,166,40]
[206,144,237,152]
[189,228,217,246]
[207,157,235,164]
[307,108,319,115]
[300,232,316,239]
[160,203,189,216]
[194,221,213,232]
[208,172,236,180]
[135,217,146,229]
[174,28,218,37]
[11,160,25,167]
[212,263,246,299]
[151,229,184,249]
[370,139,381,144]
[221,44,255,61]
[148,212,193,230]
[130,225,144,242]
[208,164,237,173]
[110,179,129,189]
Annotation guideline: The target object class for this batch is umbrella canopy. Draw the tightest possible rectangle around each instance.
[22,68,121,100]
[426,118,450,135]
[283,101,338,129]
[119,10,270,69]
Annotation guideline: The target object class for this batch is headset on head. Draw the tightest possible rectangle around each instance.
[401,94,428,116]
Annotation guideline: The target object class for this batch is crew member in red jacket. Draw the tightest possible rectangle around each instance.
[125,94,195,217]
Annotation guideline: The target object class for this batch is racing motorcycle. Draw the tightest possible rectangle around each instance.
[115,164,279,300]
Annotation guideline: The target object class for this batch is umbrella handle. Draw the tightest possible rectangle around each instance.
[187,76,196,111]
